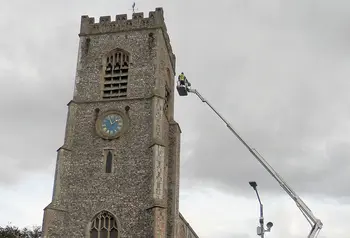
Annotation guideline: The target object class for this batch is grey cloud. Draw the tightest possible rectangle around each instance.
[0,0,176,183]
[0,0,349,237]
[0,7,78,184]
[174,0,350,199]
[0,0,180,185]
[0,0,348,202]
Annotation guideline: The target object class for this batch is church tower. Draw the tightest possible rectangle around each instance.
[41,7,192,238]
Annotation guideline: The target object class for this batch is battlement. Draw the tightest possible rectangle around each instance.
[80,7,166,35]
[79,7,176,72]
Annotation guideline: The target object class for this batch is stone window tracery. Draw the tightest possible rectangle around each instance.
[90,211,119,238]
[103,49,129,99]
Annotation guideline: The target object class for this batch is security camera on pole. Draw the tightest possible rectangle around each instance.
[249,181,273,237]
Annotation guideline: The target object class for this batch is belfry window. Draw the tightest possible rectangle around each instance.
[103,49,130,99]
[90,211,119,238]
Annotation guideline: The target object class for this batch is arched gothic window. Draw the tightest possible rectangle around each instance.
[103,49,130,99]
[90,211,119,238]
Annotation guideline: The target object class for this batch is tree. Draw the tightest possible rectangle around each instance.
[21,226,41,238]
[0,224,42,238]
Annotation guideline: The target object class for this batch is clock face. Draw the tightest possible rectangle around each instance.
[101,113,124,137]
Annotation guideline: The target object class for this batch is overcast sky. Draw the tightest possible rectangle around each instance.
[1,0,350,237]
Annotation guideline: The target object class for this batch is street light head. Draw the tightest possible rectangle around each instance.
[249,181,257,189]
[266,221,273,231]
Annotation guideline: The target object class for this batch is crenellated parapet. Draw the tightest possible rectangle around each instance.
[80,8,165,35]
[79,7,176,72]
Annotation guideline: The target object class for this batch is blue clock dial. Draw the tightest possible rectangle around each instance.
[101,114,123,136]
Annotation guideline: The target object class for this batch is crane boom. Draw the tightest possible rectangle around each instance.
[186,87,323,238]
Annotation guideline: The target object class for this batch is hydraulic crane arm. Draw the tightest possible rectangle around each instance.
[186,87,323,238]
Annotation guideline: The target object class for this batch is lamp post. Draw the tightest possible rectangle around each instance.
[249,181,273,238]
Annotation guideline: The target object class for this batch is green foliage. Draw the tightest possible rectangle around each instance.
[0,224,41,238]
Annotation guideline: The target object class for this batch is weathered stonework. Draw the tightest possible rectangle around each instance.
[42,7,198,238]
[152,145,165,200]
[154,207,167,237]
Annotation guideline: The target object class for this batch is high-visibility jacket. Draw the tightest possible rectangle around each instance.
[179,74,185,81]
